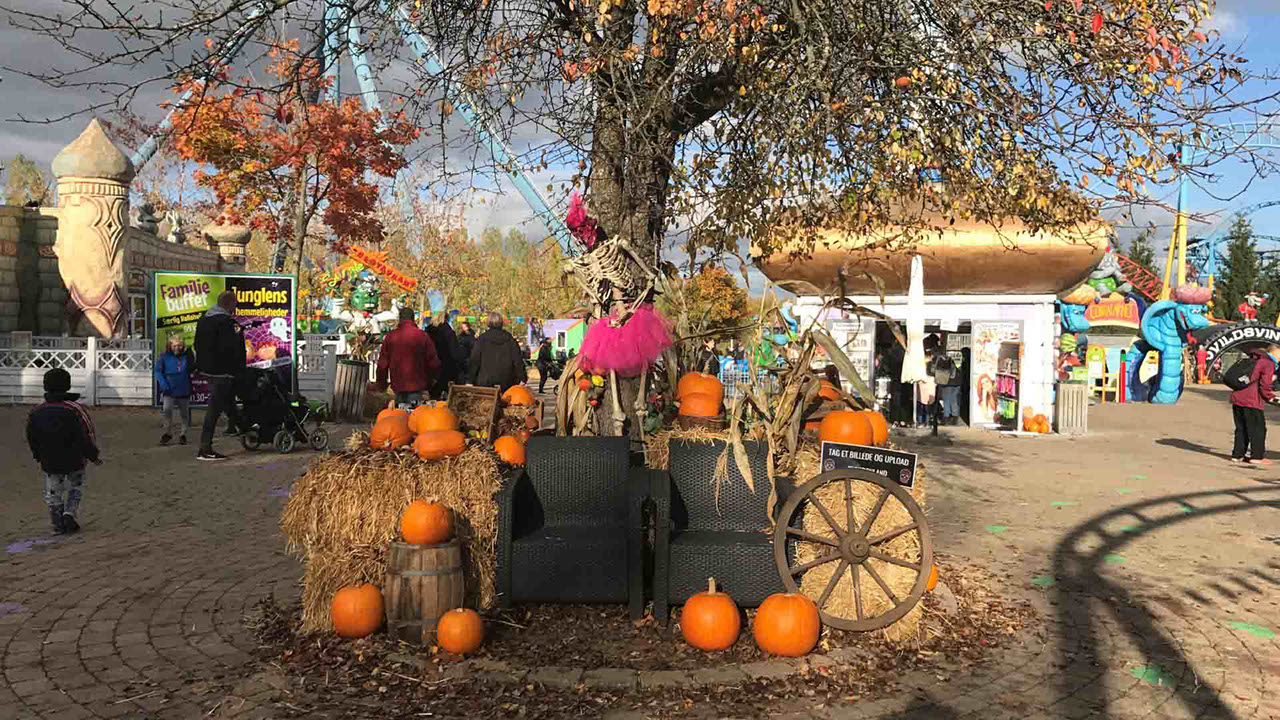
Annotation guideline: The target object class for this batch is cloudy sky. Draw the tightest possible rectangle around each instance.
[2,0,1279,285]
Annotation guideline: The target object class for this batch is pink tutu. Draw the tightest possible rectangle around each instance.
[578,305,673,378]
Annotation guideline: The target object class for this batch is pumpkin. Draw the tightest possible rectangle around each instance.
[369,416,413,450]
[436,608,485,655]
[413,429,467,460]
[894,75,912,88]
[677,372,724,403]
[409,404,457,434]
[502,385,536,406]
[753,592,820,657]
[400,500,453,545]
[331,584,384,638]
[859,410,890,446]
[678,392,722,418]
[377,407,409,423]
[927,565,939,592]
[681,578,741,651]
[494,435,526,466]
[817,410,874,446]
[1034,414,1050,434]
[818,380,841,401]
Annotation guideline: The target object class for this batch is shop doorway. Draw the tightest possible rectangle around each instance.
[873,322,972,427]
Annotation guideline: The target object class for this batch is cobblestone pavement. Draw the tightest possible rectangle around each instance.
[2,387,1278,719]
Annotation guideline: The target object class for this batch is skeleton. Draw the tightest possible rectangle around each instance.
[164,210,186,245]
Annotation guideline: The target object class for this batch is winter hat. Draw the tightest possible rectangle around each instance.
[43,368,72,394]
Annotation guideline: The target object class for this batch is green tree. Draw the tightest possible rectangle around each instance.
[4,154,51,206]
[1215,215,1262,321]
[1126,229,1159,277]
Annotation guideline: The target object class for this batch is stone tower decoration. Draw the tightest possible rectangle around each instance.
[51,119,135,338]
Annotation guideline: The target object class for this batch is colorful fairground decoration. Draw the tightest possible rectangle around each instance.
[1083,293,1141,330]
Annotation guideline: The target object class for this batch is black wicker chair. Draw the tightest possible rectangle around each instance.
[496,436,647,619]
[652,439,793,621]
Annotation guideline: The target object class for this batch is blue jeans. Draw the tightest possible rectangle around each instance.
[938,386,961,418]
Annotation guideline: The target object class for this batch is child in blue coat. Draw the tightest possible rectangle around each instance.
[155,333,195,445]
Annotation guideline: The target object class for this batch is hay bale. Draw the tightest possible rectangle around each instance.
[643,427,732,470]
[281,445,503,632]
[792,443,928,645]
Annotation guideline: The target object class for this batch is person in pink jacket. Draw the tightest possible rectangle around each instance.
[1229,345,1280,466]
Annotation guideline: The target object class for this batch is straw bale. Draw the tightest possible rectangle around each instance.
[643,427,733,470]
[281,445,503,632]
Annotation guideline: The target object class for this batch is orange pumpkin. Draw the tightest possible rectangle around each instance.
[370,416,413,450]
[577,377,591,391]
[678,392,722,418]
[413,429,467,460]
[681,578,741,651]
[409,404,457,434]
[331,584,384,638]
[377,407,409,423]
[859,410,890,446]
[502,385,536,406]
[927,564,939,592]
[753,592,820,657]
[818,380,841,401]
[400,500,453,545]
[494,435,526,466]
[436,608,485,655]
[1033,413,1049,429]
[677,373,724,404]
[817,410,874,446]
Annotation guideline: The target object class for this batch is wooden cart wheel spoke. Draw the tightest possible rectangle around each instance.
[851,564,864,620]
[843,477,856,533]
[863,561,900,605]
[867,549,920,571]
[867,523,918,546]
[858,487,891,537]
[817,558,850,610]
[788,550,841,576]
[785,526,840,547]
[808,494,847,538]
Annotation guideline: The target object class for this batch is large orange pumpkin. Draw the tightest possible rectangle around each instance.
[413,430,467,460]
[502,385,536,406]
[436,608,485,654]
[493,435,526,466]
[678,392,722,418]
[377,407,409,423]
[370,416,413,450]
[409,404,458,434]
[859,410,890,446]
[817,410,874,446]
[753,592,820,657]
[400,500,453,544]
[677,373,724,403]
[331,584,384,638]
[681,578,741,651]
[818,380,841,401]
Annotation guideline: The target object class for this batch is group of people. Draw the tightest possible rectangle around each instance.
[376,308,527,406]
[876,334,968,428]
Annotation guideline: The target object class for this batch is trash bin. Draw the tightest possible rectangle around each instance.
[1055,381,1088,436]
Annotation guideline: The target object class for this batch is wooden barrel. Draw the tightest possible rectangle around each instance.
[333,358,369,422]
[384,540,465,645]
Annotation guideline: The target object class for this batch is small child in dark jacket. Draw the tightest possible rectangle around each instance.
[26,368,102,534]
[155,332,195,445]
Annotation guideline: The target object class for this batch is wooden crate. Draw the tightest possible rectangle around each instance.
[447,384,502,440]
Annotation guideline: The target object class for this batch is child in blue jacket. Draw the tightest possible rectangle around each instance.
[155,333,195,445]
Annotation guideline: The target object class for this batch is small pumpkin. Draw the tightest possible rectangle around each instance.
[413,429,467,460]
[678,392,722,418]
[677,372,724,403]
[1034,414,1050,434]
[859,410,890,446]
[681,578,741,652]
[577,377,592,391]
[753,592,820,657]
[927,564,939,592]
[331,584,384,638]
[502,385,537,406]
[370,416,413,450]
[817,410,874,446]
[436,608,485,655]
[409,404,457,434]
[400,499,453,545]
[494,435,526,466]
[377,407,409,423]
[818,380,841,401]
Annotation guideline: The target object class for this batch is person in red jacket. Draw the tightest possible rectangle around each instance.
[1229,344,1280,466]
[376,307,441,407]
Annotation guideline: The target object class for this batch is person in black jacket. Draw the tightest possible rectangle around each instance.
[27,368,101,534]
[536,338,555,394]
[426,314,462,400]
[468,313,526,392]
[194,291,246,461]
[456,319,475,375]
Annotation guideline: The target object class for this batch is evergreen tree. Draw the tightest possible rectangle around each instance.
[1215,215,1261,321]
[1125,229,1159,277]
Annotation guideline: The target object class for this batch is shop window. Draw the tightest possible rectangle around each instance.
[127,294,148,338]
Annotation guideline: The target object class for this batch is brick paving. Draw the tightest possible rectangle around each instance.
[1,388,1278,719]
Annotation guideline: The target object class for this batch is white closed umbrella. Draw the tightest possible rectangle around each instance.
[901,255,928,384]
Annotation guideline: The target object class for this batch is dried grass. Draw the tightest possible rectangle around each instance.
[643,426,733,471]
[792,443,929,645]
[281,443,503,632]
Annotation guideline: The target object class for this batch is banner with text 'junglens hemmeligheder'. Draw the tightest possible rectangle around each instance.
[152,271,297,405]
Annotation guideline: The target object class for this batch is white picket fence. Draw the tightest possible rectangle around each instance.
[0,334,338,407]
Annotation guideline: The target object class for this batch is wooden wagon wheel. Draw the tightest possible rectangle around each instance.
[772,469,932,631]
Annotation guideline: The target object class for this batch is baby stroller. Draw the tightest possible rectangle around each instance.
[239,366,330,454]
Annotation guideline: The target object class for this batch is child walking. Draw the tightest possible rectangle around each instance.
[26,368,102,534]
[1229,344,1280,466]
[155,332,195,445]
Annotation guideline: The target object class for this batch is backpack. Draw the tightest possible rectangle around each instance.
[1223,356,1258,391]
[932,354,956,385]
